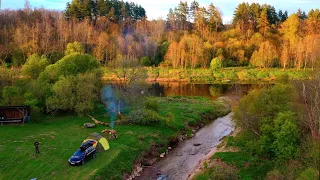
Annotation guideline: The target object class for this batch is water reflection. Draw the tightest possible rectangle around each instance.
[103,81,271,101]
[147,82,270,100]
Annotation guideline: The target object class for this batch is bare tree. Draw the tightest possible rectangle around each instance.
[299,76,320,140]
[102,55,147,119]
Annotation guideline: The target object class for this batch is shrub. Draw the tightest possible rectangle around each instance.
[210,58,222,70]
[140,56,152,66]
[126,109,164,125]
[144,98,159,112]
[272,111,299,161]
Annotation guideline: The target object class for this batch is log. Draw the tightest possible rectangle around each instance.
[87,114,110,126]
[87,114,131,126]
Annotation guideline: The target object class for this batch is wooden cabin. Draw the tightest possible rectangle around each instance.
[0,106,30,125]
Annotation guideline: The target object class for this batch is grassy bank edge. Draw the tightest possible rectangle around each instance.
[102,67,315,83]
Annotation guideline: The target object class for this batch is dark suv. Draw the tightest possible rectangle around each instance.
[68,140,97,165]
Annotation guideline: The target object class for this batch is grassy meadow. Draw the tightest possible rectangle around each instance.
[0,96,230,180]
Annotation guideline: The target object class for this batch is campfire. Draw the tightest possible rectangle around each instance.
[102,129,118,139]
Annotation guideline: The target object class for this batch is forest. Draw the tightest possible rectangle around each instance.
[0,0,319,69]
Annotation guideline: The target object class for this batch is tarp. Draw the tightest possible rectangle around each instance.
[83,132,110,151]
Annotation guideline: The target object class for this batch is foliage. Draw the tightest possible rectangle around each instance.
[65,0,146,21]
[234,84,295,135]
[210,58,222,70]
[1,86,19,106]
[250,41,278,68]
[65,41,85,56]
[144,97,160,112]
[126,109,164,125]
[11,50,25,67]
[46,73,100,115]
[272,112,299,161]
[140,56,151,66]
[25,53,102,115]
[42,54,100,80]
[22,54,49,79]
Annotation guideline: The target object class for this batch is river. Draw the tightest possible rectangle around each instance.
[105,82,268,180]
[135,113,235,180]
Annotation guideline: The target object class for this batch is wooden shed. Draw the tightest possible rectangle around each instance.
[0,106,30,125]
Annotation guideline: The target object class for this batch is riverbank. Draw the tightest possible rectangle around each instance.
[0,96,230,180]
[102,67,315,83]
[188,127,241,180]
[135,112,235,180]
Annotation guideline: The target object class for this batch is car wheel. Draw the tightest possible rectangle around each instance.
[81,160,85,165]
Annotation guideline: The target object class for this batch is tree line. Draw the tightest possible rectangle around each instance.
[0,0,319,70]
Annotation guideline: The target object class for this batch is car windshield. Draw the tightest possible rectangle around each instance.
[73,150,84,156]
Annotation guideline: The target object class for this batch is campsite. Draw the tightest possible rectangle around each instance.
[0,97,229,179]
[0,113,173,179]
[0,0,319,179]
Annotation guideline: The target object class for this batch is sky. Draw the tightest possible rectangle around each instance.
[1,0,319,23]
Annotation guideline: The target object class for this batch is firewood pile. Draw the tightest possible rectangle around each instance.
[102,129,118,139]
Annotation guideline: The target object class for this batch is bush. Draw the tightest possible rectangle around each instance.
[140,56,152,66]
[272,111,299,161]
[210,58,222,70]
[144,98,159,112]
[127,109,164,125]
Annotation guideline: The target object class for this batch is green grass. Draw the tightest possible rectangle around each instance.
[103,67,315,83]
[0,96,229,180]
[157,96,230,130]
[212,152,274,180]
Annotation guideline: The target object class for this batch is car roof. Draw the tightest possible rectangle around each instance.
[74,149,85,156]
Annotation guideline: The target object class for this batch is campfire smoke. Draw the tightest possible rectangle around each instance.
[101,85,120,129]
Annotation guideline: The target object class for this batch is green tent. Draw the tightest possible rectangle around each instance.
[83,132,110,152]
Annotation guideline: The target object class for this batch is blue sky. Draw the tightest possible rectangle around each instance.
[1,0,319,22]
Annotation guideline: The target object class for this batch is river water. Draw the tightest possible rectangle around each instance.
[135,113,235,180]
